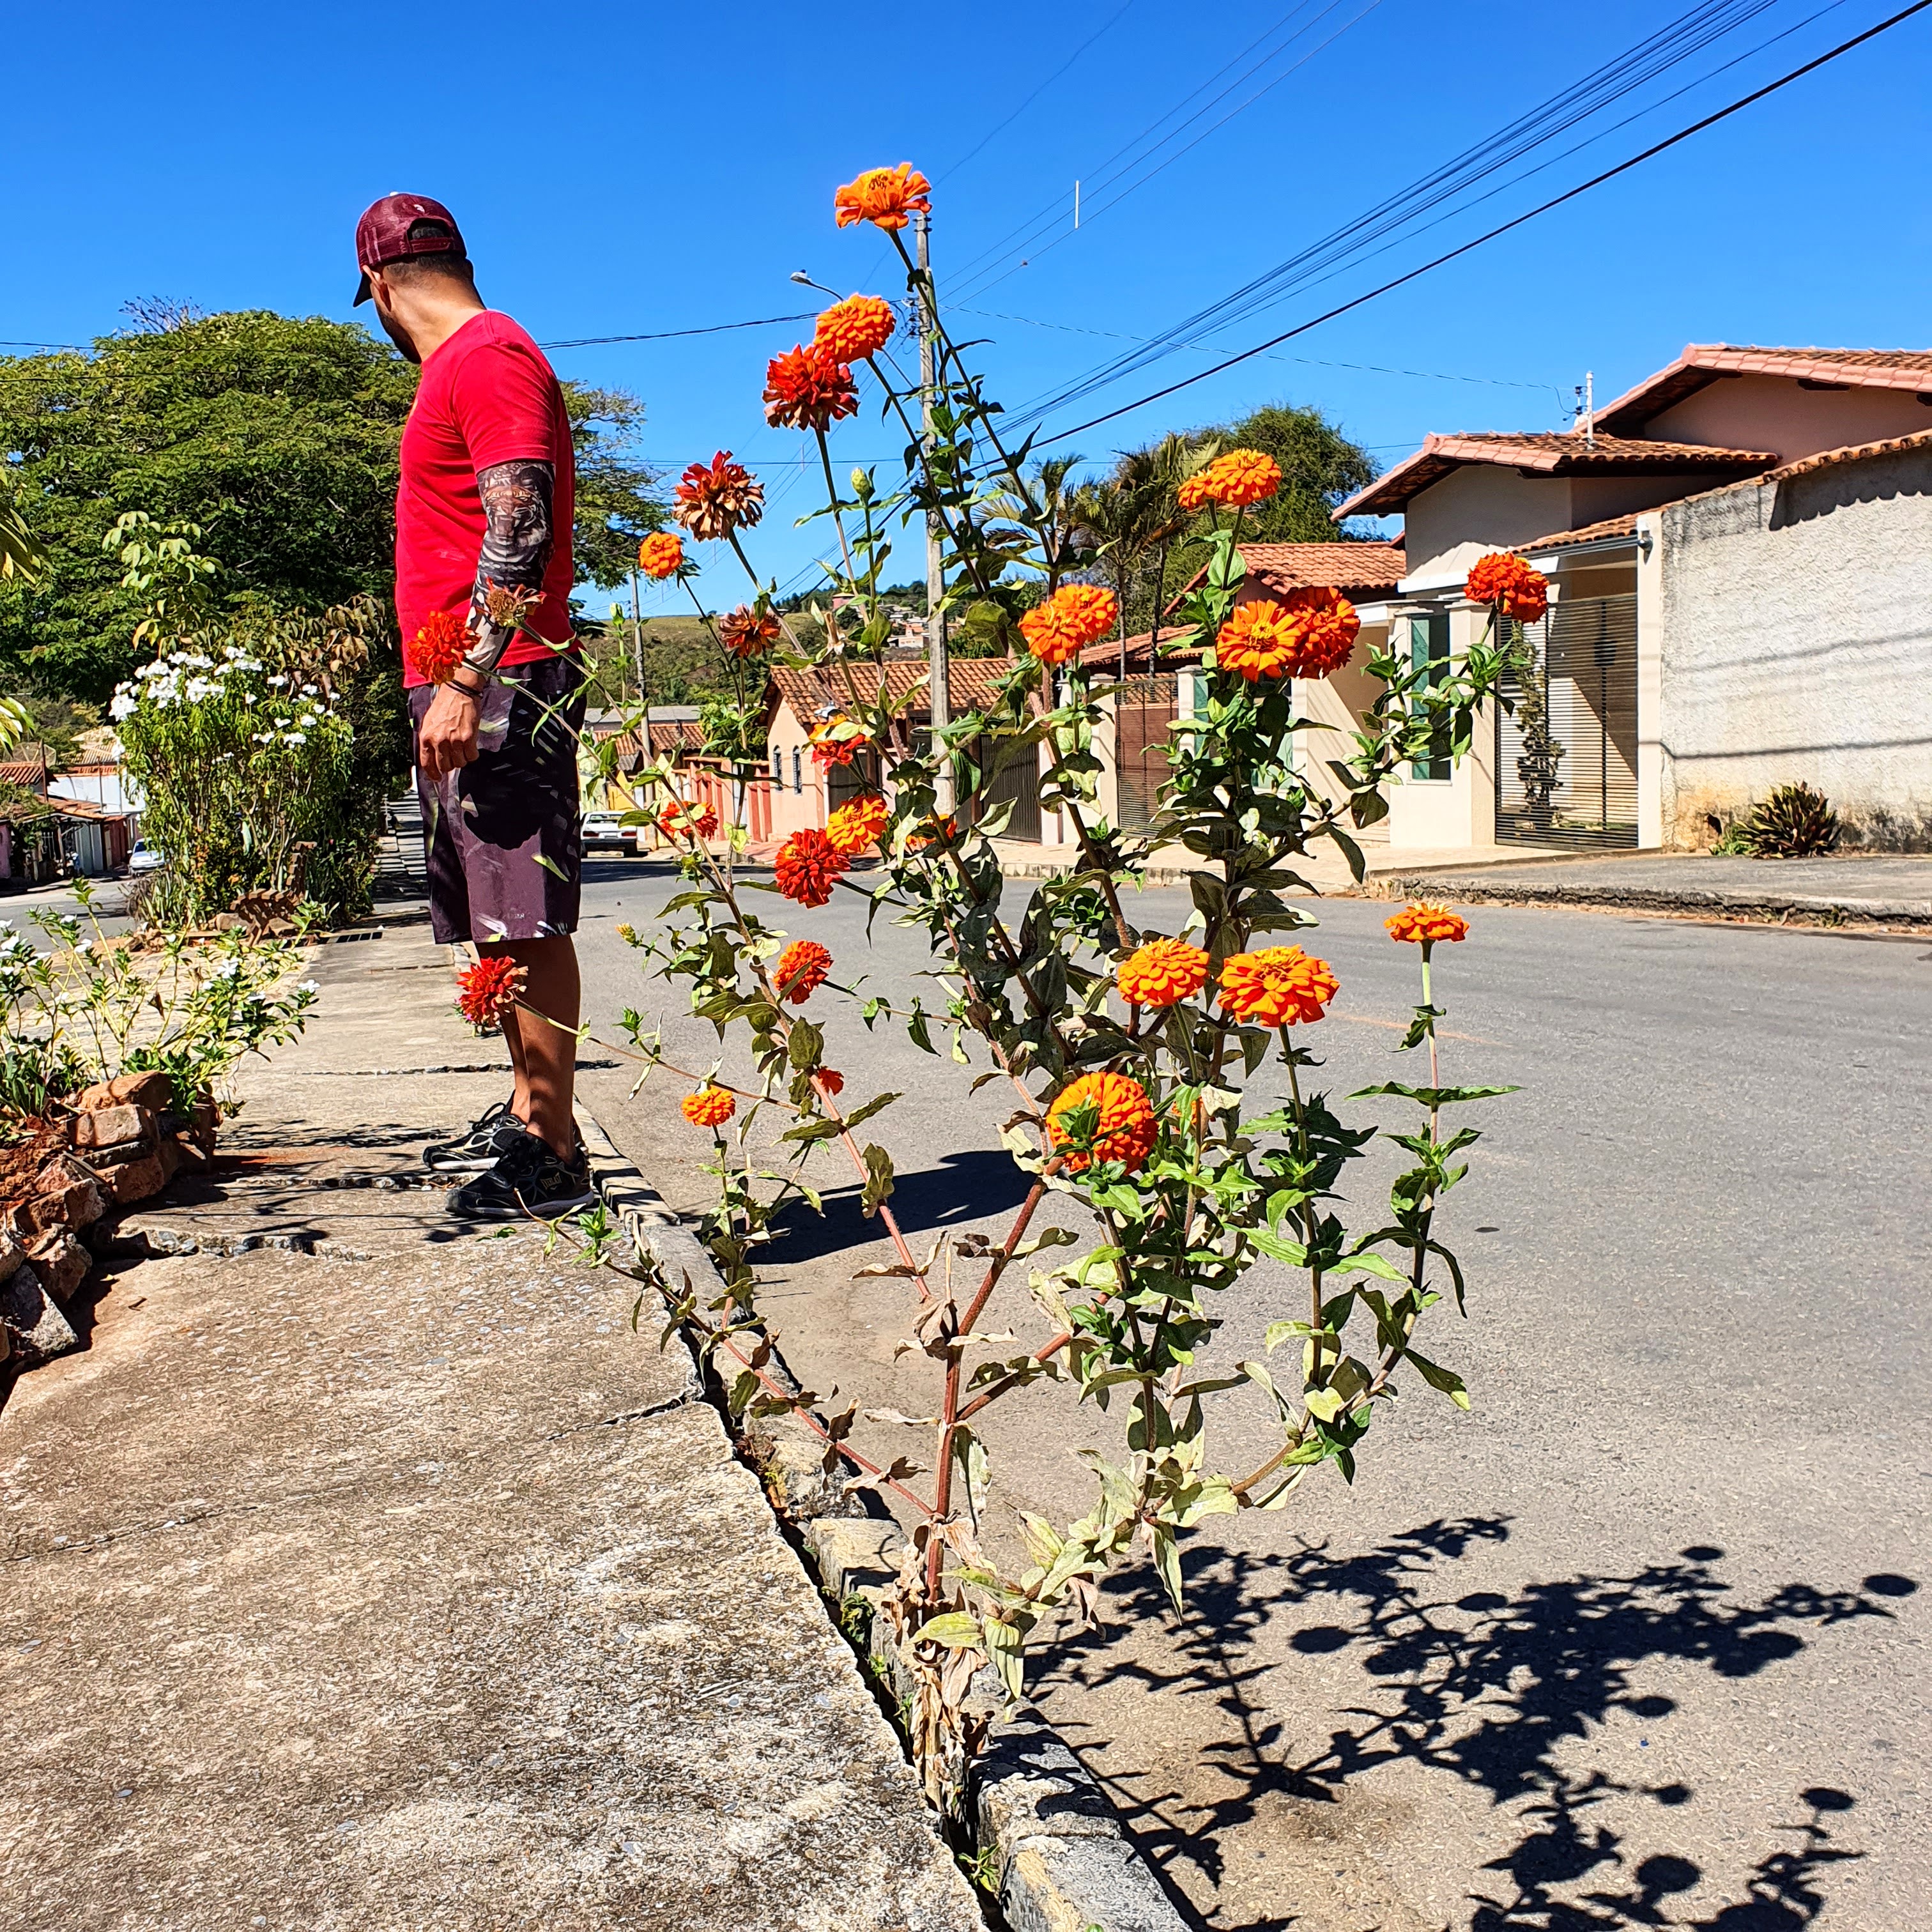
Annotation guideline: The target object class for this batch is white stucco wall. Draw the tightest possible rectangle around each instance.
[1642,374,1932,464]
[1657,444,1932,848]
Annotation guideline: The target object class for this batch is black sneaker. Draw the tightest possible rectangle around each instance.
[424,1099,521,1174]
[446,1127,598,1223]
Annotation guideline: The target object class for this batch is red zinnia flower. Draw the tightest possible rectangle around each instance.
[638,532,684,581]
[809,721,861,767]
[456,956,525,1029]
[763,344,861,434]
[774,829,849,907]
[775,939,833,1002]
[658,799,719,841]
[408,610,468,685]
[674,452,766,542]
[814,295,895,363]
[834,164,931,232]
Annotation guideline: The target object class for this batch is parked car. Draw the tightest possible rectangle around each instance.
[580,811,638,856]
[127,839,164,874]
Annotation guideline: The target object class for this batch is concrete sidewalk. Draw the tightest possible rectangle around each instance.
[0,922,979,1931]
[1374,849,1932,924]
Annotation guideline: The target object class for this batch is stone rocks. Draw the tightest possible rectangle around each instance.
[26,1154,105,1234]
[70,1070,174,1115]
[27,1229,90,1303]
[105,1150,169,1206]
[1,1262,79,1364]
[71,1103,158,1158]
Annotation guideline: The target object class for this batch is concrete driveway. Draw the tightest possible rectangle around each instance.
[573,855,1931,1932]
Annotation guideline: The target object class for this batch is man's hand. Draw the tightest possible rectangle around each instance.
[418,683,482,781]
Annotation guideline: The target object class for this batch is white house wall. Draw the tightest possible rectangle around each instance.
[1643,374,1932,465]
[1657,444,1932,848]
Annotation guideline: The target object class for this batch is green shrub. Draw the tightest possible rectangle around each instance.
[1744,783,1840,859]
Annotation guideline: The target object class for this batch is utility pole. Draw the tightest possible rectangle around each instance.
[917,209,951,813]
[629,568,648,746]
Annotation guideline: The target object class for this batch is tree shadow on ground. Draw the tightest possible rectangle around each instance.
[1034,1519,1913,1931]
[764,1149,1037,1263]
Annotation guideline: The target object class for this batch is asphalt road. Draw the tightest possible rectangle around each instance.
[580,855,1929,1932]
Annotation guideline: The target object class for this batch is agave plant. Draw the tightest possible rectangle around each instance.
[1744,782,1840,858]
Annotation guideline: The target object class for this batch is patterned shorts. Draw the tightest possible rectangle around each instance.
[410,656,586,947]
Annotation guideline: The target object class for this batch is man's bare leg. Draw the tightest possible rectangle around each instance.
[483,934,579,1158]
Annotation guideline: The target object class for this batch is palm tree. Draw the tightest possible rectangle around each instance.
[1109,433,1215,661]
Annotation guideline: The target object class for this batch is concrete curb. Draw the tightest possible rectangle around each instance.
[1369,870,1932,926]
[572,1102,1193,1932]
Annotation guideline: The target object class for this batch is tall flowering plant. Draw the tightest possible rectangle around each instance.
[596,164,1514,1805]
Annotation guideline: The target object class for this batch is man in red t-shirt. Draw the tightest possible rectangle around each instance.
[354,193,594,1222]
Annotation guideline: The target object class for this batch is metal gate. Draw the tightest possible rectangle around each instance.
[1117,675,1179,832]
[1496,594,1638,849]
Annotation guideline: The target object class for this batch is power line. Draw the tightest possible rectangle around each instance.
[1006,0,1803,425]
[935,1,1141,183]
[946,0,1370,300]
[949,302,1568,399]
[1032,0,1932,446]
[540,311,815,350]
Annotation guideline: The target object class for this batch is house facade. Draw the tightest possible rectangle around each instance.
[1328,344,1932,852]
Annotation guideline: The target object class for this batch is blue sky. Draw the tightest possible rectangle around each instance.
[6,0,1931,618]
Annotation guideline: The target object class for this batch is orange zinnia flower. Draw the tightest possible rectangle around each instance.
[637,532,684,581]
[825,793,888,854]
[834,163,931,232]
[774,938,834,1002]
[1176,471,1215,512]
[1218,945,1338,1029]
[1199,448,1282,508]
[1117,937,1209,1009]
[1019,583,1119,666]
[408,610,468,684]
[814,294,895,363]
[719,604,782,659]
[681,1085,737,1128]
[816,1067,845,1096]
[1216,589,1360,682]
[774,829,849,907]
[906,813,957,850]
[455,956,525,1029]
[1464,551,1549,624]
[674,451,765,542]
[1386,901,1469,948]
[763,344,861,433]
[1046,1071,1158,1175]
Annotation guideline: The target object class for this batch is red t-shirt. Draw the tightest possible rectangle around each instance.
[395,310,577,687]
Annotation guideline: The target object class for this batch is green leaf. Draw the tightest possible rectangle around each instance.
[1404,1347,1471,1409]
[1348,1082,1519,1107]
[786,1019,823,1070]
[861,1143,895,1217]
[915,1611,984,1650]
[1245,1228,1308,1266]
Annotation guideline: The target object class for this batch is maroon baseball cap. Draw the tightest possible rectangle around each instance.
[353,193,467,305]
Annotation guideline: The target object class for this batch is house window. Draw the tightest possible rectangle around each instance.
[1407,611,1451,781]
[771,746,783,788]
[791,747,802,793]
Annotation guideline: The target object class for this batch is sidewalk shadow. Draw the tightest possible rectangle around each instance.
[1034,1519,1912,1931]
[765,1149,1035,1263]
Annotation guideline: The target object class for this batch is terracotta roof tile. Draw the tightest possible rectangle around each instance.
[1763,424,1932,482]
[1337,431,1774,518]
[1239,540,1406,595]
[1520,512,1642,552]
[1078,629,1207,670]
[769,657,1021,722]
[1597,343,1932,433]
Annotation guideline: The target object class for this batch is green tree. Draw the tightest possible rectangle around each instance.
[1195,400,1376,542]
[0,309,666,702]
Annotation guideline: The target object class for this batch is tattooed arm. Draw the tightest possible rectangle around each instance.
[458,457,556,682]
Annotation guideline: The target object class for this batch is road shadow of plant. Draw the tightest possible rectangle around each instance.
[1031,1517,1915,1931]
[764,1148,1038,1262]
